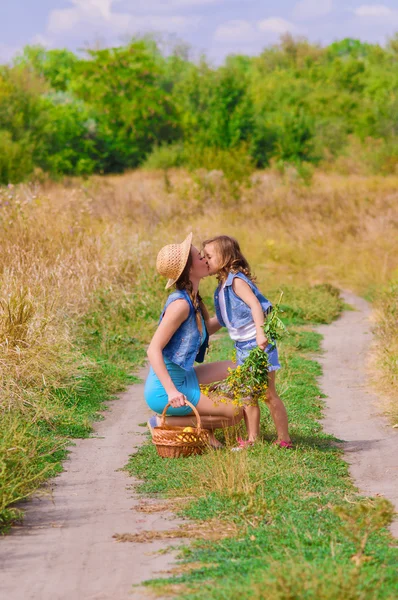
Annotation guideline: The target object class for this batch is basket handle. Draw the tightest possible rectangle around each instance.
[160,400,203,432]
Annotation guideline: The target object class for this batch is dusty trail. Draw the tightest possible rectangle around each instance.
[318,291,398,537]
[0,369,182,600]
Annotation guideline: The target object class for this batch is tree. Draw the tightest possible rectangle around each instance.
[15,46,78,92]
[71,39,179,171]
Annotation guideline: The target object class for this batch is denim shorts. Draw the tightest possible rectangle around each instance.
[235,339,281,372]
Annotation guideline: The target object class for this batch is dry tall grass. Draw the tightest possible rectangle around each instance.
[2,169,397,401]
[1,170,397,408]
[370,281,398,422]
[1,168,397,517]
[84,168,398,293]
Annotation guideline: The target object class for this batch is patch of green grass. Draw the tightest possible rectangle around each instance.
[342,302,356,311]
[274,284,345,326]
[127,286,397,599]
[206,333,235,363]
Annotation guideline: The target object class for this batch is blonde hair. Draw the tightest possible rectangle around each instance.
[175,251,209,334]
[203,235,255,284]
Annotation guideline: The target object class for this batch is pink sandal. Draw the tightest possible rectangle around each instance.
[273,440,294,449]
[231,437,255,451]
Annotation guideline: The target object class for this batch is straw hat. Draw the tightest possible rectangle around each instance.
[156,232,193,289]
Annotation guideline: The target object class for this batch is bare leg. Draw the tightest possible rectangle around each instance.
[192,362,240,446]
[195,361,262,442]
[161,393,243,429]
[159,413,240,430]
[264,371,291,443]
[243,402,260,442]
[194,360,235,385]
[154,393,243,447]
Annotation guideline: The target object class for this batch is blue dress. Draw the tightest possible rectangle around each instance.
[145,316,207,416]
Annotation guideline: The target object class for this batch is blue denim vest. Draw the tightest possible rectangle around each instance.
[160,290,206,370]
[214,272,272,329]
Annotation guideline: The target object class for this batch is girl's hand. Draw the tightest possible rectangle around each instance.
[168,390,187,408]
[256,331,268,351]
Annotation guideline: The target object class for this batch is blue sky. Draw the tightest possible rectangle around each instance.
[1,1,398,64]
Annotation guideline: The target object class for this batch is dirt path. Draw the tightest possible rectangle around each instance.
[0,369,183,600]
[317,291,398,537]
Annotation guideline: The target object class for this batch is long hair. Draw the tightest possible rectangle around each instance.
[175,252,209,334]
[202,235,255,284]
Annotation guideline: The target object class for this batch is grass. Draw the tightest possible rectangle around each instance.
[370,280,398,424]
[0,167,397,530]
[0,291,146,532]
[127,298,397,599]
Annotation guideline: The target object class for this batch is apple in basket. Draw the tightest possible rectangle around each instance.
[176,426,196,441]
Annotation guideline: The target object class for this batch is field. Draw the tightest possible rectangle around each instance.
[0,168,397,592]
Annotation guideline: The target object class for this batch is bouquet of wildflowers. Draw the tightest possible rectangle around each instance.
[204,293,287,407]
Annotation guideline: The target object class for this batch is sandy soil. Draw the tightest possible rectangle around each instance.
[0,368,184,600]
[317,291,398,537]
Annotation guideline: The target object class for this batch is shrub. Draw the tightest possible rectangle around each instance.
[187,143,254,184]
[0,131,33,184]
[143,142,185,170]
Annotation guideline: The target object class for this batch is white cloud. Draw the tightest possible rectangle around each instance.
[214,16,303,49]
[48,0,123,34]
[257,17,299,35]
[214,20,256,42]
[78,0,113,19]
[162,0,219,5]
[137,15,200,30]
[119,0,222,10]
[354,4,393,17]
[47,0,199,39]
[293,0,333,21]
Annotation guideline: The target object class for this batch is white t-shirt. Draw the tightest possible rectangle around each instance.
[219,282,257,342]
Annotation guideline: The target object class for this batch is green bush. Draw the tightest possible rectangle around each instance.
[0,131,33,184]
[143,142,185,170]
[33,95,98,177]
[186,143,254,184]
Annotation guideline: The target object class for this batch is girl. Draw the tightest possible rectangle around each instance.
[203,235,292,449]
[145,232,243,448]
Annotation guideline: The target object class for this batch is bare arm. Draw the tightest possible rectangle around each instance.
[232,278,268,350]
[206,315,222,336]
[147,299,190,407]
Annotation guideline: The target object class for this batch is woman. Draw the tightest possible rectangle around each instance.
[145,232,243,447]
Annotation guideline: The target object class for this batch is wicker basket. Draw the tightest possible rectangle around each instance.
[151,401,210,458]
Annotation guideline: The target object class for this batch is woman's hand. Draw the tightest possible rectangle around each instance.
[168,390,187,408]
[256,331,268,351]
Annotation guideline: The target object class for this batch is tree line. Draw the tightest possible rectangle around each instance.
[1,34,398,184]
